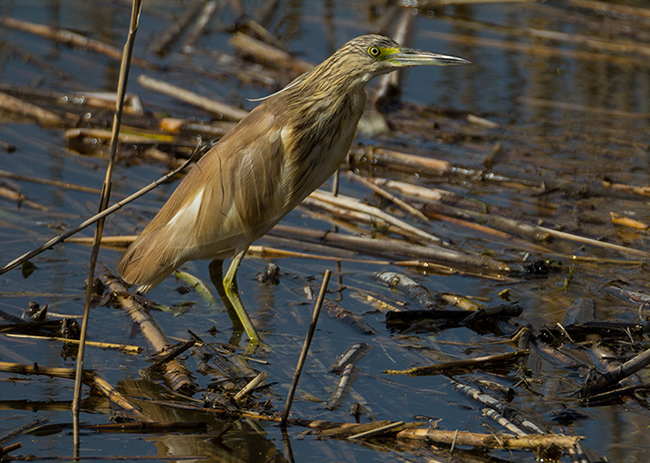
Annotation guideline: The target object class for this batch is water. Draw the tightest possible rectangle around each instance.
[1,1,650,461]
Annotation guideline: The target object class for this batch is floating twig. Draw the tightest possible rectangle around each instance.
[539,227,650,257]
[0,169,102,194]
[322,299,377,335]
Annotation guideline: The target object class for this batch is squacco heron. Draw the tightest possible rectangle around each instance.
[118,34,469,344]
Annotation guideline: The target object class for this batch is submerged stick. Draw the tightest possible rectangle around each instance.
[327,364,356,410]
[0,90,64,126]
[280,269,331,427]
[230,32,313,74]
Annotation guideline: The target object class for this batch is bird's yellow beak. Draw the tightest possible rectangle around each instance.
[385,47,471,67]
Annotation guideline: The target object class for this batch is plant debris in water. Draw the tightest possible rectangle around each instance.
[1,1,650,462]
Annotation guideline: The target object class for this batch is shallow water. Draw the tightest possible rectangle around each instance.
[1,1,650,462]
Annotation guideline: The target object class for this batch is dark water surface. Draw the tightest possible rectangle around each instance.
[1,1,650,462]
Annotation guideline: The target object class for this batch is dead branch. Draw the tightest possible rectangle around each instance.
[100,271,196,395]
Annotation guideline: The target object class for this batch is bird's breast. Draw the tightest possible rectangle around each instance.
[280,89,365,211]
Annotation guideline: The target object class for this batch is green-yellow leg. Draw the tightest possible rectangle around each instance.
[223,248,260,345]
[209,259,244,344]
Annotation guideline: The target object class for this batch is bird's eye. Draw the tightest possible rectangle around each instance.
[368,46,381,58]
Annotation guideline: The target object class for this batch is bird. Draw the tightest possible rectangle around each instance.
[118,34,470,345]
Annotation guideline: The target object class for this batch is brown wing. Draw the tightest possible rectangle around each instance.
[118,107,285,292]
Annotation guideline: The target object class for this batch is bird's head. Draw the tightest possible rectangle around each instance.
[331,34,471,83]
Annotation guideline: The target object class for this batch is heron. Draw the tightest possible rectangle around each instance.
[118,34,469,345]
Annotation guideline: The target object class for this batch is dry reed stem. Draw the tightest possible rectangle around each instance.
[74,1,144,444]
[272,224,516,276]
[0,169,102,194]
[230,32,313,74]
[397,428,581,450]
[349,172,428,221]
[181,0,220,52]
[3,334,142,354]
[233,371,268,402]
[0,91,64,126]
[137,74,249,121]
[0,16,155,69]
[280,269,331,427]
[310,190,441,244]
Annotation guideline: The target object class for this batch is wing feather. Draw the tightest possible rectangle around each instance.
[118,109,284,291]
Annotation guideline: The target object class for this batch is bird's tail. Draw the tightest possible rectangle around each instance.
[117,230,179,293]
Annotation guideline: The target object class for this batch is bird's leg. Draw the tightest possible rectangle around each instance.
[209,259,243,345]
[222,248,261,345]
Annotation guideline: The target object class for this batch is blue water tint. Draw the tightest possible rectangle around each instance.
[0,0,649,461]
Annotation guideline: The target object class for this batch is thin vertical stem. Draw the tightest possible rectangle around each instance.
[331,168,340,196]
[280,269,331,427]
[72,0,142,454]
